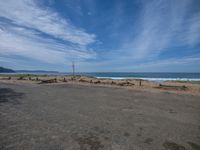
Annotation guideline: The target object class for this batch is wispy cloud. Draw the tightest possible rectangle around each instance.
[0,0,96,66]
[77,55,200,72]
[121,0,200,60]
[0,0,95,45]
[0,25,95,64]
[0,0,199,72]
[184,12,200,46]
[135,55,200,68]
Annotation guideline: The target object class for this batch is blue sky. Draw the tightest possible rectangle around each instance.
[0,0,200,72]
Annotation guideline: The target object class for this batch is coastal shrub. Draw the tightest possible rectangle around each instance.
[18,76,24,80]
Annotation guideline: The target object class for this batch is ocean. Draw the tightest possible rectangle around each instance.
[75,72,200,81]
[2,72,200,81]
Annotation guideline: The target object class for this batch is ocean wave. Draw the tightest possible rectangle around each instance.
[96,77,200,81]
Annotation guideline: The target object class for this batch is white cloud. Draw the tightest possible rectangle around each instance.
[0,0,199,72]
[0,26,96,64]
[0,0,96,46]
[135,55,200,68]
[186,12,200,46]
[121,0,200,60]
[93,55,200,72]
[0,0,96,65]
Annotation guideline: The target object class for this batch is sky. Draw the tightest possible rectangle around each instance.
[0,0,200,72]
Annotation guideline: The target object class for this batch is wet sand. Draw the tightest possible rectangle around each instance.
[0,81,200,150]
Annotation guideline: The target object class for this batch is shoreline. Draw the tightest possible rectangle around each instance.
[0,74,200,96]
[96,76,200,82]
[1,73,200,82]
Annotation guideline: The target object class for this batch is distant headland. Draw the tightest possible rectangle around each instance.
[0,66,59,74]
[0,67,15,73]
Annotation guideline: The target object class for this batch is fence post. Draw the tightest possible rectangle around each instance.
[139,79,142,86]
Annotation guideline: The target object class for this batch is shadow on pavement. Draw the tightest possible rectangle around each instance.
[0,88,24,105]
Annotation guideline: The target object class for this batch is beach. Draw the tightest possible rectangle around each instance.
[0,75,200,96]
[0,76,200,150]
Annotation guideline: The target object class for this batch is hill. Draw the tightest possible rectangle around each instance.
[16,70,59,74]
[0,67,15,73]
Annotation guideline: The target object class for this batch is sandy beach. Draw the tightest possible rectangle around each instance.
[0,76,200,150]
[0,75,200,96]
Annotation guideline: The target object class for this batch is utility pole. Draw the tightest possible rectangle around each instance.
[72,61,75,79]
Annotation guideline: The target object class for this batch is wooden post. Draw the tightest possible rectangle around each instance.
[139,79,142,86]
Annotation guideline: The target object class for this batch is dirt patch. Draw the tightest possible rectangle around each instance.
[124,132,130,137]
[72,133,104,150]
[156,84,188,91]
[188,142,200,150]
[0,88,24,105]
[92,126,110,135]
[163,141,187,150]
[169,109,177,114]
[144,138,153,144]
